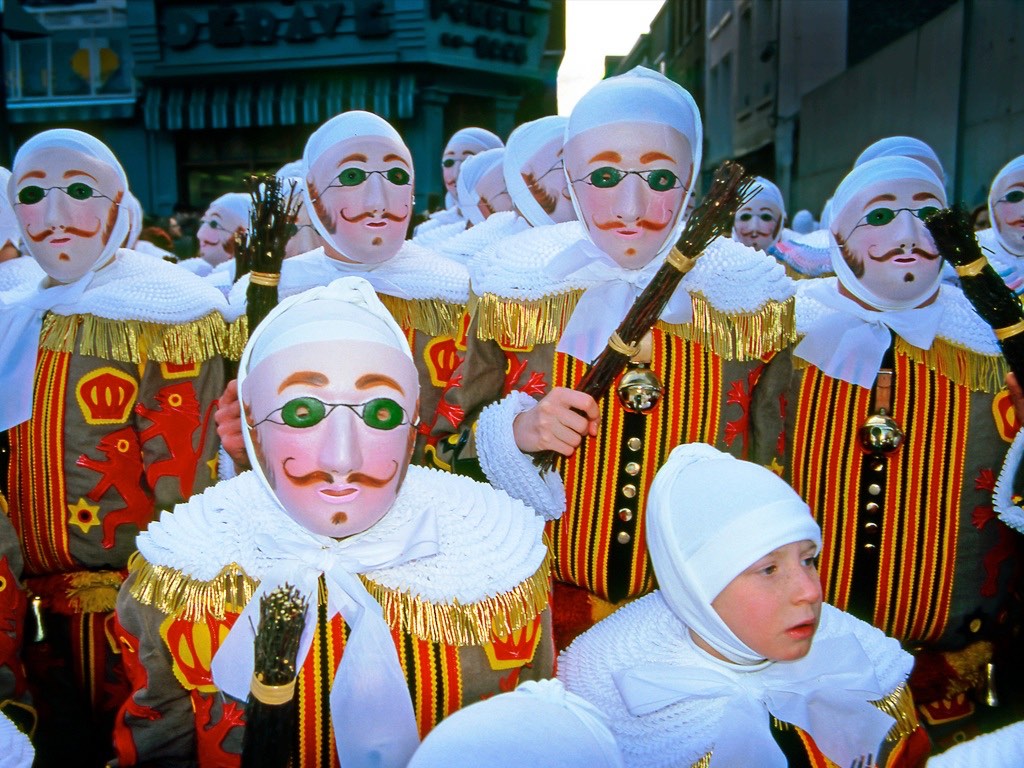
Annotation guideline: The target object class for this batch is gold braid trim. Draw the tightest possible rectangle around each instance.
[127,550,552,647]
[66,571,124,614]
[127,553,257,622]
[225,316,249,361]
[40,312,235,365]
[378,295,466,337]
[895,336,1007,393]
[362,549,552,647]
[473,290,584,347]
[689,754,712,768]
[658,294,796,361]
[875,682,921,743]
[770,681,919,744]
[792,336,1008,393]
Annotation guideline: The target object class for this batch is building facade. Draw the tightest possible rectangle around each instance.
[4,0,565,216]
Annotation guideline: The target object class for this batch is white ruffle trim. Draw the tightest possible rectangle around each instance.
[229,242,469,317]
[411,219,467,248]
[137,465,547,605]
[927,720,1024,767]
[681,236,795,311]
[993,427,1024,534]
[52,248,228,323]
[469,221,591,299]
[795,278,1001,356]
[0,711,33,768]
[558,595,911,768]
[477,391,566,521]
[0,257,43,294]
[438,211,529,264]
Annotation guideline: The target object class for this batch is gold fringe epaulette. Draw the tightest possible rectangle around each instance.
[896,336,1007,394]
[40,311,236,365]
[659,294,796,361]
[770,681,918,744]
[128,549,551,647]
[875,682,920,743]
[378,295,466,337]
[127,552,257,621]
[362,549,552,647]
[224,316,248,361]
[792,336,1007,393]
[474,290,584,347]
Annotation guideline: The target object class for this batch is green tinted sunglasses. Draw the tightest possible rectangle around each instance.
[255,396,411,431]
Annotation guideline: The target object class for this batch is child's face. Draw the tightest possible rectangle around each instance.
[711,540,822,662]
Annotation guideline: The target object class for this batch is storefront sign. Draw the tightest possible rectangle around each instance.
[430,0,542,65]
[163,1,391,50]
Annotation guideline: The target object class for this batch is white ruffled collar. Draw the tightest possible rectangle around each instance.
[796,277,1000,357]
[228,243,469,320]
[558,593,911,768]
[137,465,547,605]
[437,211,530,264]
[20,248,227,323]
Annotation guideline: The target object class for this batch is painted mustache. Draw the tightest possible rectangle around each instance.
[869,246,939,262]
[28,221,102,242]
[1004,218,1024,227]
[593,217,670,232]
[282,458,398,488]
[339,208,409,223]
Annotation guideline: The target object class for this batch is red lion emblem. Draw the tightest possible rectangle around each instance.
[77,427,154,548]
[135,381,216,499]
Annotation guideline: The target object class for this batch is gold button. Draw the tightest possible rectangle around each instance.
[970,618,982,633]
[618,508,633,522]
[865,502,880,513]
[864,542,877,550]
[627,437,642,451]
[625,461,640,476]
[872,462,885,472]
[867,483,881,496]
[617,531,631,544]
[622,484,637,499]
[864,521,878,531]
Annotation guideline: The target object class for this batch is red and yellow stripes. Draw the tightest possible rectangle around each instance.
[7,348,76,575]
[549,331,722,602]
[790,357,967,644]
[394,629,463,738]
[295,580,347,768]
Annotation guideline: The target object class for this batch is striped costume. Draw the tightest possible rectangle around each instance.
[433,225,796,645]
[764,279,1023,728]
[113,467,553,766]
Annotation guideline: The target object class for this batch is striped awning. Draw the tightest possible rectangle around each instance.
[142,74,416,131]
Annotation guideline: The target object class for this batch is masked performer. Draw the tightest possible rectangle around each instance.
[432,68,795,648]
[0,129,229,765]
[760,156,1021,741]
[113,278,552,767]
[226,111,468,465]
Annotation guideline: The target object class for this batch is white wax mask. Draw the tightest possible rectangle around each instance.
[733,200,784,251]
[475,164,514,219]
[564,122,692,269]
[11,145,125,282]
[306,135,413,264]
[518,136,574,224]
[242,339,419,538]
[831,176,944,307]
[197,195,249,266]
[991,167,1024,256]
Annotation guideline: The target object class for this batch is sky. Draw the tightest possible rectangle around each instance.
[557,0,665,115]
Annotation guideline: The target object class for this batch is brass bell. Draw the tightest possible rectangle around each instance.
[858,409,904,454]
[617,364,662,413]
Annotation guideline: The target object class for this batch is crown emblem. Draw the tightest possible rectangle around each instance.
[483,614,542,670]
[75,367,139,425]
[424,335,461,387]
[160,612,238,692]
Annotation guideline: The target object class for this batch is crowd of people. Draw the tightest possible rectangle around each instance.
[0,65,1023,767]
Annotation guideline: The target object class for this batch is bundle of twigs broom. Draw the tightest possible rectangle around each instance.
[235,174,304,335]
[925,205,1024,378]
[241,584,309,768]
[533,161,756,472]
